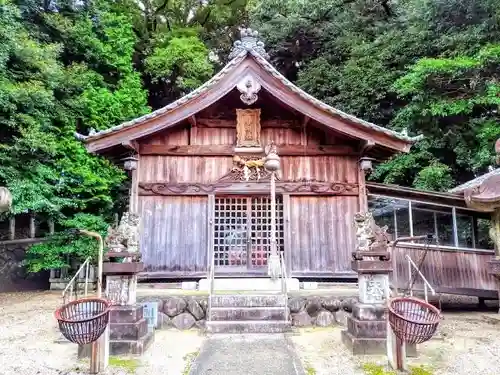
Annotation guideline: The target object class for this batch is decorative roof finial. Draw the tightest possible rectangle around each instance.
[229,27,270,60]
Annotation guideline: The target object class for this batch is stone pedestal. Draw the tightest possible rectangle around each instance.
[487,259,500,313]
[342,251,392,355]
[104,261,154,355]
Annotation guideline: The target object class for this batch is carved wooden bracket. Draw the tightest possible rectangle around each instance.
[140,183,231,195]
[139,182,359,196]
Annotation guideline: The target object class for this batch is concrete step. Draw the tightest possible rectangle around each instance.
[206,320,291,334]
[209,306,286,321]
[210,294,286,308]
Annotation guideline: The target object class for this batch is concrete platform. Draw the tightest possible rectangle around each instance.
[198,278,300,292]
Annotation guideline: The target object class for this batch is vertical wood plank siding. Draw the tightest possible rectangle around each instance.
[281,156,357,182]
[139,196,208,273]
[289,196,358,274]
[139,156,234,183]
[141,126,315,147]
[392,245,497,296]
[139,155,358,184]
[194,128,236,145]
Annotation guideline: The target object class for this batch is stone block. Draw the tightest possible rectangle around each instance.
[341,330,386,355]
[105,275,137,306]
[352,303,387,321]
[291,310,312,327]
[358,274,389,305]
[172,312,196,330]
[210,306,285,321]
[109,330,155,356]
[163,296,187,317]
[346,315,386,338]
[110,318,148,341]
[315,310,335,327]
[211,294,286,308]
[109,304,144,324]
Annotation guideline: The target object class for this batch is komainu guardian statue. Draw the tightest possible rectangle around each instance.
[354,212,390,252]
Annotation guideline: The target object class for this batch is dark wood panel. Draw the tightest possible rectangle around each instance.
[288,196,358,274]
[139,144,356,156]
[139,196,208,273]
[392,244,497,296]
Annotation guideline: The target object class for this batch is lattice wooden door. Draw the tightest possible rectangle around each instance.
[213,196,284,271]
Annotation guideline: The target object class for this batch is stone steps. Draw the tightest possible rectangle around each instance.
[208,287,290,333]
[209,306,286,321]
[211,294,286,308]
[206,320,291,334]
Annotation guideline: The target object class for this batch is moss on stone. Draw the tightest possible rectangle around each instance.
[108,357,140,373]
[182,350,200,375]
[362,363,434,375]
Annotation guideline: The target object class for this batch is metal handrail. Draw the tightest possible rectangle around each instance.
[62,256,92,305]
[405,254,436,303]
[279,251,288,321]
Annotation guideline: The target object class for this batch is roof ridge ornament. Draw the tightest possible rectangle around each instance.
[229,27,270,60]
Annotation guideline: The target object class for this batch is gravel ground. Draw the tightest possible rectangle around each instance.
[2,291,500,375]
[291,302,500,375]
[0,291,203,375]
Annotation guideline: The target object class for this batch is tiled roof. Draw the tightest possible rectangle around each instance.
[449,168,500,193]
[80,28,421,146]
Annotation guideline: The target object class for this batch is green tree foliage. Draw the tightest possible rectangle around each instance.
[4,0,500,270]
[0,0,249,271]
[250,0,500,189]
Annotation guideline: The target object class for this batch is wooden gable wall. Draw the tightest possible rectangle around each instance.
[136,96,361,278]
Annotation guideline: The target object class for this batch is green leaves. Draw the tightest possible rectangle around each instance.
[145,29,214,95]
[25,213,110,273]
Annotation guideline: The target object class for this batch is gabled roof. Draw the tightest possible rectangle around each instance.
[79,28,422,154]
[449,168,500,194]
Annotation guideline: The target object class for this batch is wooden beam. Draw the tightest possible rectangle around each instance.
[139,181,359,196]
[301,116,310,146]
[195,118,301,129]
[358,139,375,155]
[9,217,15,241]
[188,115,197,145]
[121,140,139,152]
[139,144,357,156]
[188,115,197,127]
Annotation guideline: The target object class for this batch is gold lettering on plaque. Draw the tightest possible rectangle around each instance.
[236,108,261,147]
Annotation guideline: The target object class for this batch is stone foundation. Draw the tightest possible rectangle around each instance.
[78,304,154,358]
[139,295,358,330]
[0,239,48,292]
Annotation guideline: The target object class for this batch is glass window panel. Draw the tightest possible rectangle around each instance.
[455,209,475,248]
[368,196,410,240]
[477,218,494,249]
[411,202,454,246]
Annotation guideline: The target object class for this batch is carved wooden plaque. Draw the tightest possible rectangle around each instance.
[236,109,261,147]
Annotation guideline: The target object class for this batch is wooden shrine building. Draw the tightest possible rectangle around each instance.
[80,28,430,280]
